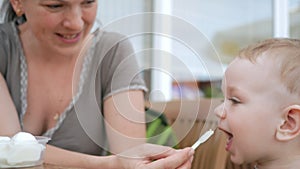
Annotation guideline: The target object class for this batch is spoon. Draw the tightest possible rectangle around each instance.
[191,129,215,150]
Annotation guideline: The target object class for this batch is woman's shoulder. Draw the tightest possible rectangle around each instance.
[91,29,133,58]
[93,29,129,46]
[97,29,126,39]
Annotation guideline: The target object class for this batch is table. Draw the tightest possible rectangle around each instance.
[23,164,81,169]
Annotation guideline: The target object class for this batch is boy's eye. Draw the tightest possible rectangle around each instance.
[228,97,241,104]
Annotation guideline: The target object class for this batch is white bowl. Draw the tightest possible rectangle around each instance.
[0,136,50,168]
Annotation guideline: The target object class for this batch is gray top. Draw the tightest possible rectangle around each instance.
[0,21,147,155]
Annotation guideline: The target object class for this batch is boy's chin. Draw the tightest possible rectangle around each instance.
[230,154,246,165]
[231,154,255,167]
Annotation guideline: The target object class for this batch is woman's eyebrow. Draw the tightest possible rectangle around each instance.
[40,0,66,2]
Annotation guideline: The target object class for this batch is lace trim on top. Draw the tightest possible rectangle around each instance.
[11,21,27,129]
[17,26,99,138]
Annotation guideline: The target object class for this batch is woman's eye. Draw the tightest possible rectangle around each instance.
[46,4,63,9]
[82,0,96,6]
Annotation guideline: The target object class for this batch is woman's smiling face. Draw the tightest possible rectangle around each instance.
[14,0,98,55]
[214,57,290,164]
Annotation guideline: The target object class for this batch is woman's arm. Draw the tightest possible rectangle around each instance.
[45,144,194,169]
[0,73,21,136]
[103,90,146,154]
[44,145,116,169]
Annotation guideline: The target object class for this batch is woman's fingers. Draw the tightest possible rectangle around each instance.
[118,144,195,169]
[176,153,194,169]
[145,147,194,169]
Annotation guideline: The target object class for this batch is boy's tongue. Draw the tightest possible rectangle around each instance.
[226,135,233,151]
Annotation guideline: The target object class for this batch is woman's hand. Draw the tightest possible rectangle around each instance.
[114,143,194,169]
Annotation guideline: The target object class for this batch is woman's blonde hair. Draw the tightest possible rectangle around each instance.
[238,38,300,96]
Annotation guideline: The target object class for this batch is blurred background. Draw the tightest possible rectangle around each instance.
[2,0,299,101]
[96,0,300,102]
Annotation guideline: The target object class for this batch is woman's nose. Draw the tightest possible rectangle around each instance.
[214,103,226,120]
[62,8,84,30]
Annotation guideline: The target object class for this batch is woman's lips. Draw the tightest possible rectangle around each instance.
[56,32,81,44]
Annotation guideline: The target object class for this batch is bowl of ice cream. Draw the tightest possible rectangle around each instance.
[0,132,50,168]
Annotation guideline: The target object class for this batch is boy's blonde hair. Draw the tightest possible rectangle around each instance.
[238,38,300,96]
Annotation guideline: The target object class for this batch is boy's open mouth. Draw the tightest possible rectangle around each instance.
[218,127,233,151]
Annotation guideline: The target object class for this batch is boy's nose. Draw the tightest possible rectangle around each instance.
[214,103,226,119]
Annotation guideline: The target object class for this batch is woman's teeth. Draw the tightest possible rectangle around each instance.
[62,34,77,39]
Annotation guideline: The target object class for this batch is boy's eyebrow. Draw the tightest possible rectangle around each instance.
[227,86,245,95]
[228,86,237,93]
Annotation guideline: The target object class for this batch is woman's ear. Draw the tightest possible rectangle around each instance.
[275,105,300,141]
[9,0,24,16]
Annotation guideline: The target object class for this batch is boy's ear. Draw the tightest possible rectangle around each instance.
[275,105,300,141]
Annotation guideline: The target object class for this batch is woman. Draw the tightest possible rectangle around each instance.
[0,0,194,168]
